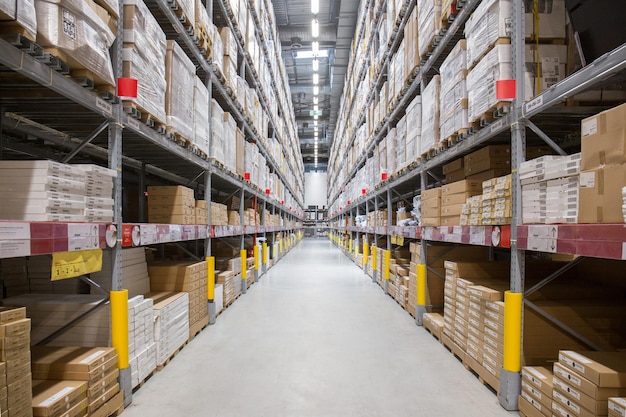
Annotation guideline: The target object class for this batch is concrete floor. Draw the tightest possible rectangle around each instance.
[122,238,517,417]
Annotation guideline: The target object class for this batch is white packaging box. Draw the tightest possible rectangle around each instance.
[440,80,469,140]
[465,0,512,67]
[193,76,210,156]
[417,0,442,58]
[421,75,441,152]
[210,99,225,162]
[74,164,117,177]
[524,0,566,40]
[467,44,512,123]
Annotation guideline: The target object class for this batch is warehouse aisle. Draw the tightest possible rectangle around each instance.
[122,238,515,417]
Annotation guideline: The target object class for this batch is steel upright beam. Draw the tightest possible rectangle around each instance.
[417,170,428,326]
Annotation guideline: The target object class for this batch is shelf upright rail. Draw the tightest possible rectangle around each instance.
[110,3,132,406]
[372,193,379,283]
[416,170,428,326]
[499,0,525,410]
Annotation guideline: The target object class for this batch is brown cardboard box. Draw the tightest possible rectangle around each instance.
[421,197,441,209]
[32,380,87,417]
[521,377,553,411]
[464,157,511,176]
[552,387,597,417]
[609,397,626,417]
[445,169,466,183]
[421,217,440,226]
[467,285,502,301]
[0,307,26,324]
[421,187,441,201]
[553,372,626,415]
[88,384,120,414]
[440,215,461,226]
[440,204,465,216]
[578,164,626,223]
[559,351,626,388]
[443,158,463,175]
[581,102,626,170]
[441,192,478,206]
[464,145,511,163]
[441,180,482,196]
[554,362,621,399]
[236,128,245,176]
[31,347,117,374]
[466,169,511,182]
[519,393,550,417]
[421,206,441,217]
[0,319,30,337]
[147,186,193,197]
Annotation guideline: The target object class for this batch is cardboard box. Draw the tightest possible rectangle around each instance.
[32,380,88,417]
[609,397,626,417]
[441,192,478,206]
[421,187,441,201]
[559,351,626,388]
[443,158,463,175]
[32,346,117,374]
[581,103,626,170]
[553,373,626,415]
[578,164,626,223]
[441,180,482,196]
[521,378,552,412]
[519,393,550,417]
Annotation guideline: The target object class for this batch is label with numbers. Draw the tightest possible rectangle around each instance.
[96,98,112,116]
[127,117,141,131]
[52,249,102,280]
[524,95,544,114]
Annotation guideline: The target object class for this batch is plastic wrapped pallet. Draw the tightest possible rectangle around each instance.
[174,0,194,28]
[208,22,223,72]
[440,40,468,141]
[396,116,407,173]
[405,95,422,161]
[122,0,167,123]
[417,0,442,59]
[464,0,511,68]
[421,75,441,153]
[94,0,119,18]
[193,77,210,156]
[35,0,116,86]
[210,99,225,162]
[148,292,189,365]
[467,44,512,124]
[165,40,195,141]
[222,113,237,172]
[0,0,37,41]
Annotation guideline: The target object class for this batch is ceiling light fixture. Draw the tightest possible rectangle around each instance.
[295,50,329,59]
[314,105,319,112]
[312,73,319,85]
[313,85,319,95]
[314,115,318,120]
[313,96,319,104]
[312,19,319,38]
[314,120,318,126]
[311,41,319,55]
[312,58,319,71]
[311,0,319,14]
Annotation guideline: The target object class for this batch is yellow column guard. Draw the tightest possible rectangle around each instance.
[110,289,129,369]
[240,249,247,280]
[363,243,369,265]
[262,242,268,265]
[254,245,259,270]
[417,264,427,306]
[207,256,215,301]
[384,250,391,281]
[503,291,523,373]
[372,245,377,271]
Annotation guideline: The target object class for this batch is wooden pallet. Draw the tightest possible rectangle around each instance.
[189,315,209,341]
[165,128,191,147]
[132,369,156,393]
[122,101,167,133]
[0,22,36,42]
[43,47,116,89]
[157,340,188,371]
[442,127,470,147]
[441,1,459,25]
[89,391,124,417]
[469,102,511,129]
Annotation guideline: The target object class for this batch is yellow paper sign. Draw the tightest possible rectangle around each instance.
[52,249,103,281]
[391,236,404,246]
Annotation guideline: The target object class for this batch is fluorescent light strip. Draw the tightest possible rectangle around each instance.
[312,58,319,71]
[312,19,319,38]
[311,0,319,14]
[312,73,319,84]
[313,86,319,95]
[311,41,319,55]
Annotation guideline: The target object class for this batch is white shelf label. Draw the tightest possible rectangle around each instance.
[68,223,98,238]
[490,118,506,133]
[581,117,598,138]
[127,117,141,131]
[470,231,485,246]
[0,222,30,240]
[96,98,112,116]
[0,240,31,258]
[525,96,544,113]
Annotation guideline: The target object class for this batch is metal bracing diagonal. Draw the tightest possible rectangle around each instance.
[61,120,110,163]
[426,266,445,281]
[169,243,203,261]
[524,299,604,352]
[426,170,442,185]
[524,256,586,297]
[80,275,109,295]
[526,121,567,156]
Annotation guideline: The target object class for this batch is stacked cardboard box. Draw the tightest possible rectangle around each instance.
[216,271,235,306]
[31,346,120,416]
[552,351,626,417]
[521,154,581,224]
[0,307,32,417]
[35,0,116,87]
[481,174,512,225]
[480,298,505,387]
[440,40,469,142]
[194,200,208,225]
[524,44,567,99]
[74,164,116,222]
[405,96,422,164]
[148,261,209,339]
[440,180,482,226]
[465,0,511,68]
[421,187,441,226]
[443,158,465,183]
[147,186,195,224]
[579,103,626,223]
[27,256,82,294]
[122,0,167,123]
[0,161,86,222]
[421,76,441,153]
[610,398,626,417]
[519,366,554,417]
[32,379,88,417]
[417,0,442,60]
[147,292,189,366]
[460,195,482,226]
[423,313,444,340]
[463,145,511,181]
[92,248,151,297]
[4,294,110,347]
[128,295,156,389]
[210,202,228,225]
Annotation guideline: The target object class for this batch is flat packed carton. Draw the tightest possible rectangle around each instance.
[32,380,87,417]
[578,164,626,223]
[553,373,626,415]
[581,103,626,170]
[609,397,626,417]
[559,351,626,388]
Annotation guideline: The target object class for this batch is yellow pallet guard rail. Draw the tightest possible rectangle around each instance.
[417,264,427,306]
[240,249,247,280]
[262,242,268,265]
[384,250,390,281]
[372,245,377,271]
[207,256,215,301]
[254,245,259,270]
[110,289,129,369]
[503,291,522,373]
[363,243,369,266]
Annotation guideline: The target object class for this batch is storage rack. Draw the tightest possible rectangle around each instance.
[326,0,626,411]
[0,0,306,405]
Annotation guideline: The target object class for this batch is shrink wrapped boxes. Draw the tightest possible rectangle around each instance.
[122,0,167,123]
[465,0,511,68]
[0,160,86,222]
[91,247,151,297]
[128,295,156,388]
[35,0,116,86]
[480,174,512,225]
[421,75,441,153]
[524,0,566,40]
[417,0,442,59]
[75,164,116,222]
[193,0,211,56]
[166,40,195,141]
[440,40,469,142]
[0,0,37,41]
[193,77,210,157]
[210,100,225,163]
[467,44,512,124]
[31,346,119,415]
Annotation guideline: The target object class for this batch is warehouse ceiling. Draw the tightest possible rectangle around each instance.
[269,0,359,172]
